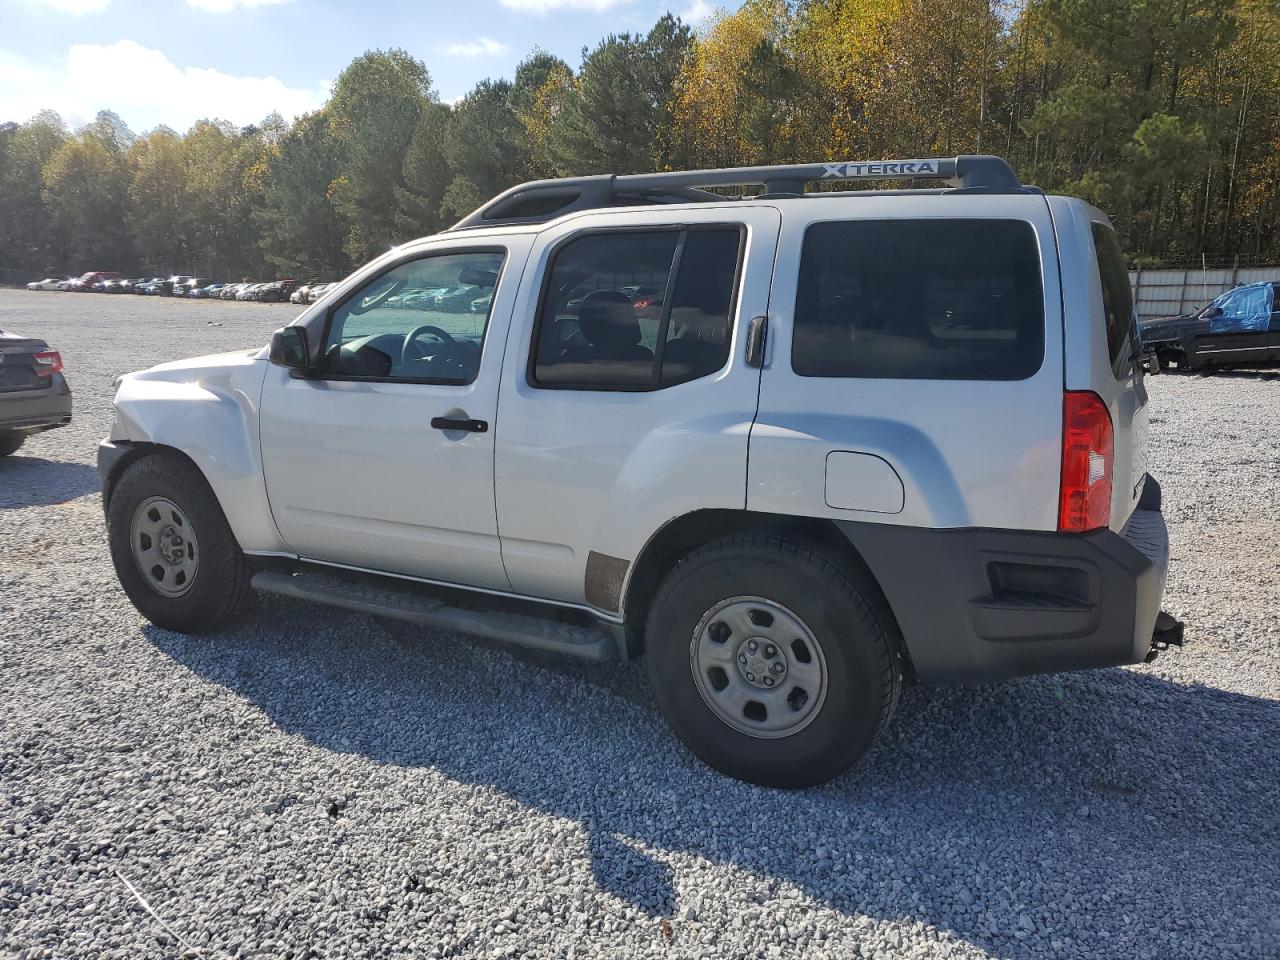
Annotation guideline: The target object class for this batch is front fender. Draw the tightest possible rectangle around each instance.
[107,352,285,553]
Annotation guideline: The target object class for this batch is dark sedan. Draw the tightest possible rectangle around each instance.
[1140,281,1280,370]
[0,328,72,456]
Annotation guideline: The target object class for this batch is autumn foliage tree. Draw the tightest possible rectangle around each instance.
[1,1,1278,280]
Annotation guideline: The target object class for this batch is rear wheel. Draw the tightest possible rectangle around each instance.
[107,452,251,632]
[0,432,25,457]
[645,534,902,788]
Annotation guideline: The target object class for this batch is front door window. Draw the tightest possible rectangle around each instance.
[322,251,505,383]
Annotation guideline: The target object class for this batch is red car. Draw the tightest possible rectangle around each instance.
[66,271,122,292]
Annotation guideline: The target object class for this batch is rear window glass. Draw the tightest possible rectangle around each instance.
[792,219,1045,380]
[1090,222,1135,377]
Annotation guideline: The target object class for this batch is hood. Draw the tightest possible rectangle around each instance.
[123,347,266,384]
[1139,312,1205,343]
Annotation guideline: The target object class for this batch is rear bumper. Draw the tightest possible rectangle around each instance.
[837,475,1171,684]
[0,374,73,434]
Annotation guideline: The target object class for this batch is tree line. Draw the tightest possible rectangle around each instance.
[1,0,1277,281]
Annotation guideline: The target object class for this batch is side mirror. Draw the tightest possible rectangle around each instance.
[1205,306,1224,319]
[270,326,310,371]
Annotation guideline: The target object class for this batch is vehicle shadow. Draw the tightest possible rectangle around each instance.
[0,455,100,508]
[145,601,1280,958]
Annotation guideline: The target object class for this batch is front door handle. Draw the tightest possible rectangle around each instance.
[430,416,488,433]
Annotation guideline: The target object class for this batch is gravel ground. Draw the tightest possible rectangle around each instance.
[1,287,1277,960]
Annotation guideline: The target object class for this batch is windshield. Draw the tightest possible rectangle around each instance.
[1196,295,1228,319]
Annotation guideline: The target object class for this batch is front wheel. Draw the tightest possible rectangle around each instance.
[107,452,251,632]
[645,534,903,788]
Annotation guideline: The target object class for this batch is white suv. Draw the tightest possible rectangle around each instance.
[100,156,1179,787]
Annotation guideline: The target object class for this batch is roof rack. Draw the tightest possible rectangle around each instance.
[449,155,1023,230]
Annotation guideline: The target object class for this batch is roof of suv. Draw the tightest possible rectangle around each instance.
[450,155,1038,233]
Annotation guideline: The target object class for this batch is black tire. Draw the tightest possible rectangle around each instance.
[645,534,903,788]
[0,432,25,457]
[107,452,251,633]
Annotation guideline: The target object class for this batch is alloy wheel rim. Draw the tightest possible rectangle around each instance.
[689,596,828,739]
[129,496,199,598]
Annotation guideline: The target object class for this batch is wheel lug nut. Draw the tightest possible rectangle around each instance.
[771,662,784,674]
[765,644,776,657]
[738,654,747,664]
[747,640,758,653]
[746,672,755,682]
[763,677,774,686]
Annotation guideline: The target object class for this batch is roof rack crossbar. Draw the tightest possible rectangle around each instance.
[449,155,1022,230]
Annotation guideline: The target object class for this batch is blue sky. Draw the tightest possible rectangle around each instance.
[0,0,732,132]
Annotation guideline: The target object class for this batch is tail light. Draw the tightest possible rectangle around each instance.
[1058,390,1113,532]
[33,351,63,376]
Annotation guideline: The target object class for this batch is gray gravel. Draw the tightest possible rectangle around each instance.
[1,288,1278,959]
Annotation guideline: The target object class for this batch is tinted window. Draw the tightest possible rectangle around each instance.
[323,250,503,384]
[1090,222,1136,377]
[659,229,742,385]
[533,227,742,389]
[792,219,1044,380]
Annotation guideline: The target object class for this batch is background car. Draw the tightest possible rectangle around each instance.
[25,278,66,291]
[162,276,193,296]
[1141,281,1280,370]
[172,278,210,297]
[189,282,225,299]
[66,271,121,292]
[631,286,664,321]
[0,326,72,457]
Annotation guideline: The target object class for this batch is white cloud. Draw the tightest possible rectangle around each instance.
[185,0,291,11]
[0,41,324,131]
[499,0,628,13]
[30,0,109,13]
[445,37,508,57]
[681,0,714,22]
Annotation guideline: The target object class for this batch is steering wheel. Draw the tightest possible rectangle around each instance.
[401,324,458,366]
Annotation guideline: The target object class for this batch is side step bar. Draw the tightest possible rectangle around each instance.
[250,570,617,661]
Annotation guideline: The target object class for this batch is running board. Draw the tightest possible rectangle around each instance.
[250,570,616,661]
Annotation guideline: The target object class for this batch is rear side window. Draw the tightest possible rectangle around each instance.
[792,219,1045,380]
[1091,222,1136,377]
[532,227,743,390]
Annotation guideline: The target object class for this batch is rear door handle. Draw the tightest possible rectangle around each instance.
[745,314,768,367]
[430,417,488,433]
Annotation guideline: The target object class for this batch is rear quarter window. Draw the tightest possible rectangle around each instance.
[792,219,1045,380]
[1090,222,1136,377]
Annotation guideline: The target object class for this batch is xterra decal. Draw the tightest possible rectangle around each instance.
[821,161,940,178]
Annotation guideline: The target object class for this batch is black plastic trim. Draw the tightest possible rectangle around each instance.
[834,484,1169,684]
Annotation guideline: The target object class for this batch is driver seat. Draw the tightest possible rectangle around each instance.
[561,291,653,363]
